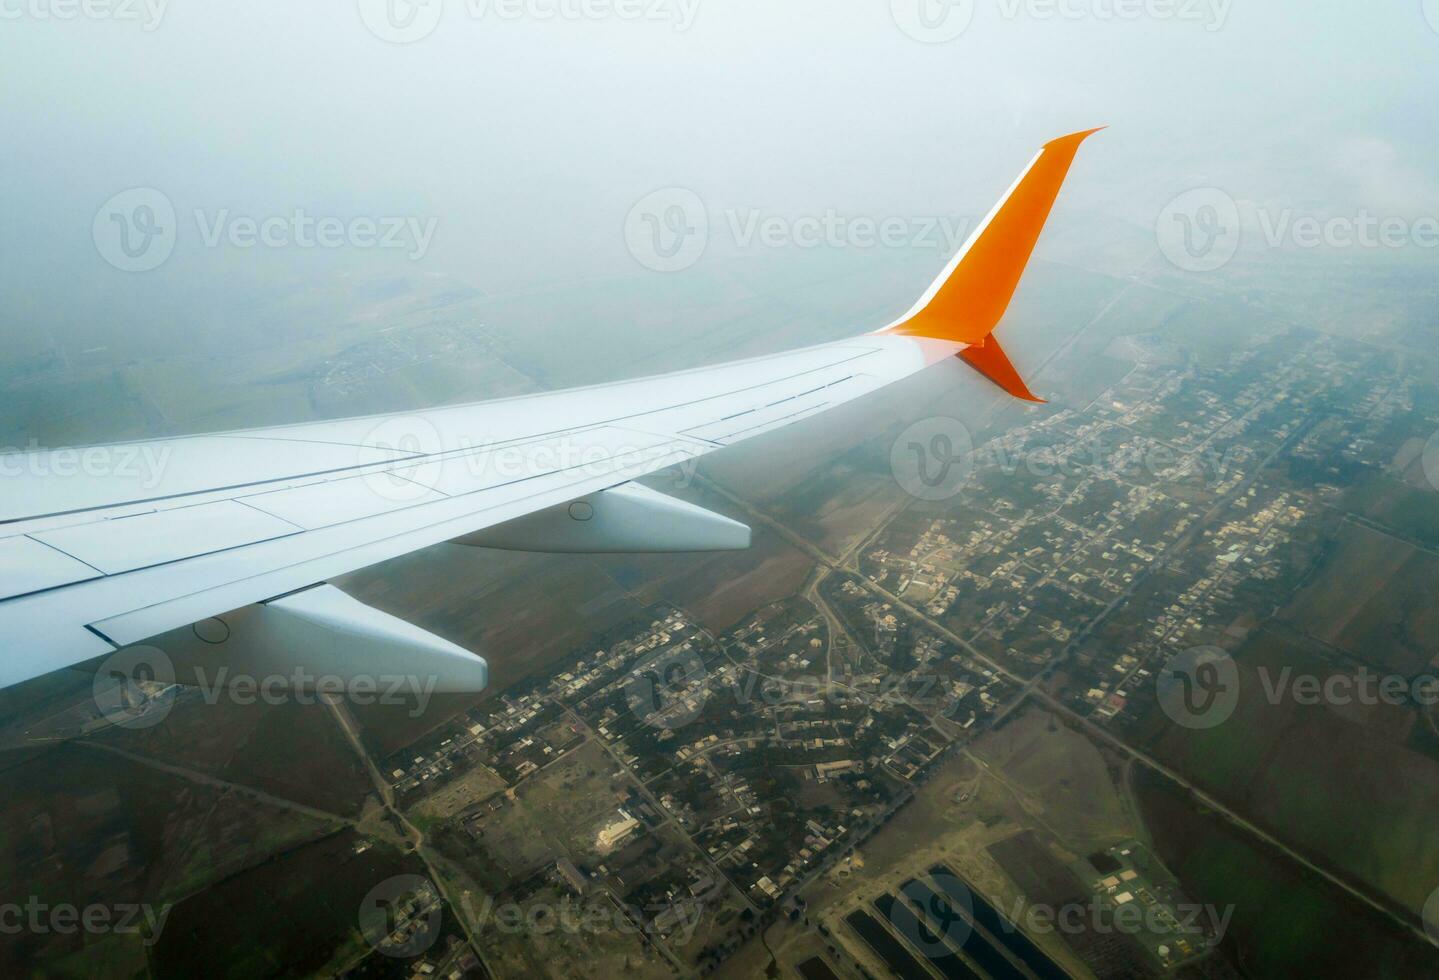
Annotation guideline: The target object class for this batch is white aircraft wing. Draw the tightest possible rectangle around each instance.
[0,129,1099,692]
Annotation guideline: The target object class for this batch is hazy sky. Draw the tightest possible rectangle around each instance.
[3,0,1437,365]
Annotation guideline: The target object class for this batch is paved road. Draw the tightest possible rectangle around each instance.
[324,696,497,978]
[697,474,1437,948]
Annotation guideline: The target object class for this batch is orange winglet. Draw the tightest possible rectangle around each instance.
[883,127,1103,346]
[959,336,1045,402]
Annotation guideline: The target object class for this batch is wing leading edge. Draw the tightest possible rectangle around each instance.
[0,129,1100,692]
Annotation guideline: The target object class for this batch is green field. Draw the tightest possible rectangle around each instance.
[1135,768,1438,979]
[1136,626,1439,912]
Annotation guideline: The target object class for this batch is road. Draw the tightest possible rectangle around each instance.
[323,696,497,978]
[696,472,1437,948]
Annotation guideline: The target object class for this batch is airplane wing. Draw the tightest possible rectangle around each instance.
[0,129,1099,693]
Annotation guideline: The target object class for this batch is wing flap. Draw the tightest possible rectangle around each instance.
[32,500,302,576]
[0,435,419,525]
[240,474,450,530]
[0,536,102,600]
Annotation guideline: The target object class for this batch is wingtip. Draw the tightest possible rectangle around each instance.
[880,125,1101,347]
[1044,126,1107,150]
